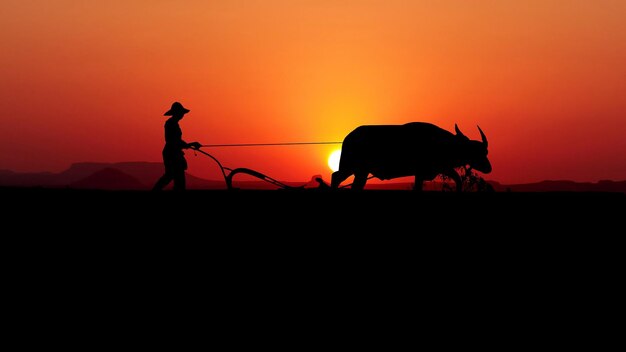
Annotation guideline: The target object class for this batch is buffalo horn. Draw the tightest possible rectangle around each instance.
[477,125,488,147]
[455,124,466,139]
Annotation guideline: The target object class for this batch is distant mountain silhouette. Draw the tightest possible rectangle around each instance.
[1,162,626,192]
[488,179,626,193]
[0,162,154,187]
[0,162,223,190]
[0,169,58,186]
[70,167,145,190]
[60,162,165,186]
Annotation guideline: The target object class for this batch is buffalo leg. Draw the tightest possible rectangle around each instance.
[413,177,424,191]
[331,170,352,189]
[352,172,368,190]
[443,169,463,192]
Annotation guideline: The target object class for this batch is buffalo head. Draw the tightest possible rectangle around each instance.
[455,124,492,174]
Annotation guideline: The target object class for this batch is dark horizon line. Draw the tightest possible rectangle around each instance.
[0,161,626,187]
[1,161,625,186]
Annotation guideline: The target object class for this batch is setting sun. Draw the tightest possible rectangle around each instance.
[328,149,342,172]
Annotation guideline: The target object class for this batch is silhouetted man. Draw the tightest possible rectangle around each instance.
[153,102,201,191]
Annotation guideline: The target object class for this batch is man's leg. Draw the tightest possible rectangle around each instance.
[172,170,186,191]
[153,173,173,191]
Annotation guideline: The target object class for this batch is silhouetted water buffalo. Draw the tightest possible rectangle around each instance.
[331,122,491,191]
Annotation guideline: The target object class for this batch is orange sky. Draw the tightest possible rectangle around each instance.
[1,0,625,184]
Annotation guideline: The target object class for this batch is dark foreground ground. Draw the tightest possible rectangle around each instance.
[4,187,623,232]
[6,187,623,264]
[3,187,623,341]
[5,187,623,272]
[6,187,623,275]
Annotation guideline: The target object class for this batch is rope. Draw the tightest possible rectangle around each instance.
[201,141,342,147]
[193,146,372,190]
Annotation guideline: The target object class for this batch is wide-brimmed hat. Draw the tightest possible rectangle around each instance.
[164,102,190,116]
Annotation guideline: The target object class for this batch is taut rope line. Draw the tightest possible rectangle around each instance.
[201,141,342,147]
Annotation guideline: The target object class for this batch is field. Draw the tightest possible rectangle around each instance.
[4,187,622,320]
[5,187,623,232]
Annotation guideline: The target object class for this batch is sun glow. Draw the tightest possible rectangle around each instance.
[328,149,342,172]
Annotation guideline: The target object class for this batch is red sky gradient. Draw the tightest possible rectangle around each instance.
[1,1,625,184]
